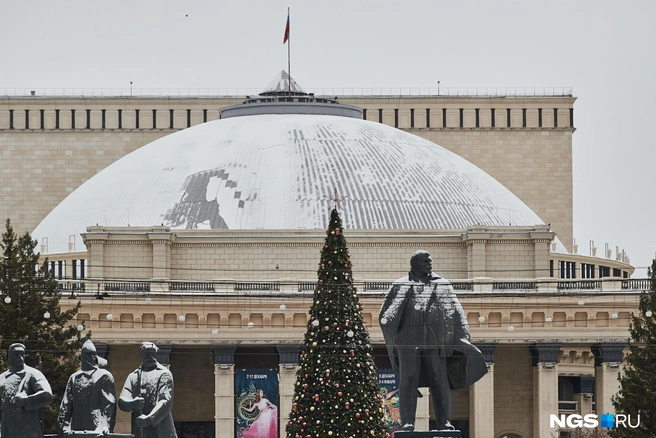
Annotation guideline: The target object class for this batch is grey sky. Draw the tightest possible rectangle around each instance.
[1,0,654,275]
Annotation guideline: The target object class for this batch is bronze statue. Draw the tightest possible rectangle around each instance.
[118,342,177,438]
[379,250,487,431]
[59,340,116,436]
[0,343,54,438]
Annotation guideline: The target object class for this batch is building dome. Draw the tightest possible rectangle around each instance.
[34,113,546,254]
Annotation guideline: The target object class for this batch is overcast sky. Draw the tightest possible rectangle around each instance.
[1,0,654,275]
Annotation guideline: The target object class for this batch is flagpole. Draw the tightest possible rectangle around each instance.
[287,7,291,96]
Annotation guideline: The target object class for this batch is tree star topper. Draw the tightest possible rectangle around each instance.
[325,188,348,210]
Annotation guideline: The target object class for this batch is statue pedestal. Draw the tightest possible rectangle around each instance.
[393,431,461,438]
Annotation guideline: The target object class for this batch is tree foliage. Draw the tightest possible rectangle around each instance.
[610,257,656,437]
[0,219,87,432]
[285,209,387,438]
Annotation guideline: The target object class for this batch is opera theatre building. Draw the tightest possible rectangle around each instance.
[0,75,644,438]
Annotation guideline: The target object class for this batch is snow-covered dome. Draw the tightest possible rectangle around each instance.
[34,112,547,254]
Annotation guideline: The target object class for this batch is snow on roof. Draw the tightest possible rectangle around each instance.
[33,114,550,254]
[262,70,305,94]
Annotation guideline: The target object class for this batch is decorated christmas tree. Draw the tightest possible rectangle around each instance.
[286,207,387,438]
[610,257,656,436]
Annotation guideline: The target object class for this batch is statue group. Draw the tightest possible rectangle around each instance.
[0,341,177,438]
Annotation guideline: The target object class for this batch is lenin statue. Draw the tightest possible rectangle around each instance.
[379,250,487,431]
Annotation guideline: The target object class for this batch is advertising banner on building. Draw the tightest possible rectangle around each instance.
[235,369,280,438]
[377,369,402,432]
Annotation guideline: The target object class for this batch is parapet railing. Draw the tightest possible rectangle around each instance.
[1,87,574,98]
[56,277,652,297]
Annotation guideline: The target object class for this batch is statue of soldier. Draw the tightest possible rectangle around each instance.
[379,250,487,431]
[119,342,177,438]
[0,343,54,438]
[59,340,117,436]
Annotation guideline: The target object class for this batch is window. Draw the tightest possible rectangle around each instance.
[203,109,208,123]
[135,109,140,129]
[55,109,60,129]
[554,108,558,127]
[522,108,527,127]
[186,109,191,128]
[538,108,543,127]
[570,108,574,127]
[442,108,446,128]
[506,108,511,127]
[491,108,495,128]
[362,108,367,120]
[118,109,122,129]
[152,109,157,129]
[599,265,610,278]
[394,108,398,128]
[378,108,383,123]
[459,108,463,128]
[101,109,106,129]
[40,109,44,129]
[410,109,414,128]
[25,110,29,129]
[9,109,13,129]
[71,109,75,129]
[550,259,554,277]
[425,108,430,128]
[169,109,174,128]
[581,263,595,279]
[559,261,576,279]
[86,109,91,129]
[475,108,479,128]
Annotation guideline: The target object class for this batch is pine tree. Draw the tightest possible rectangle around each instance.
[610,257,656,437]
[0,219,87,432]
[286,208,387,438]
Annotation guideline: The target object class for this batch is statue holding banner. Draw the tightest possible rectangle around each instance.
[59,340,117,436]
[379,250,487,432]
[118,342,177,438]
[0,343,54,438]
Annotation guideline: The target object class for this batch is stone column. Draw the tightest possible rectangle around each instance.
[530,226,554,278]
[591,343,624,416]
[82,229,108,281]
[470,344,496,438]
[213,345,238,438]
[416,388,430,431]
[148,228,174,280]
[530,343,560,438]
[277,345,301,438]
[462,228,489,278]
[572,376,594,416]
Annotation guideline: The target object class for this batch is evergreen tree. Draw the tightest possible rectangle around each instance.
[286,208,387,438]
[0,219,87,432]
[610,257,656,437]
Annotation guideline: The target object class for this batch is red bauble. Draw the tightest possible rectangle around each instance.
[344,264,349,268]
[338,391,343,397]
[355,413,361,419]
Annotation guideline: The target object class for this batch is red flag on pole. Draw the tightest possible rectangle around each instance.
[283,12,290,44]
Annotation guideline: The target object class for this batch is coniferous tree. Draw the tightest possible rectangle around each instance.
[0,219,87,432]
[286,208,387,438]
[610,257,656,437]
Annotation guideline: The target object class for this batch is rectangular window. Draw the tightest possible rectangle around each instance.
[394,108,398,128]
[569,108,574,127]
[442,108,447,128]
[118,109,122,129]
[152,109,157,129]
[71,109,75,129]
[491,108,495,128]
[186,109,191,128]
[599,266,610,278]
[538,108,543,127]
[79,259,85,280]
[169,109,174,128]
[362,109,367,120]
[25,110,29,129]
[40,109,44,129]
[72,260,77,280]
[613,268,621,277]
[475,108,480,128]
[135,109,140,129]
[378,108,383,123]
[9,109,13,129]
[86,109,91,129]
[459,108,464,128]
[554,108,558,127]
[426,108,430,128]
[522,108,527,127]
[57,260,64,280]
[550,260,554,277]
[55,109,60,129]
[410,109,414,128]
[203,109,208,123]
[506,108,511,127]
[101,109,106,129]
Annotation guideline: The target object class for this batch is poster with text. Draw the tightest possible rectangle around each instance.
[378,369,402,432]
[235,369,280,438]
